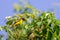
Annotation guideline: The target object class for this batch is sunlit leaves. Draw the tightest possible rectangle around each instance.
[0,26,3,31]
[14,3,21,12]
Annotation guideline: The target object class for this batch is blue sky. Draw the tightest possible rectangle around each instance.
[0,0,60,40]
[0,0,60,25]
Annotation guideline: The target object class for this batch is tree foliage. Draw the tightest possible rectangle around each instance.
[0,2,60,40]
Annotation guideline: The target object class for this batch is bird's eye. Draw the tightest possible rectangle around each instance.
[22,18,26,21]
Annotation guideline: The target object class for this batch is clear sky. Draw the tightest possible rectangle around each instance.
[0,0,60,25]
[0,0,60,40]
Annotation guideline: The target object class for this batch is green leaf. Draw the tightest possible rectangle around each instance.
[6,20,13,25]
[36,22,41,26]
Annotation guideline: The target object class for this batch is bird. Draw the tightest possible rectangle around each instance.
[10,17,26,27]
[13,19,23,26]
